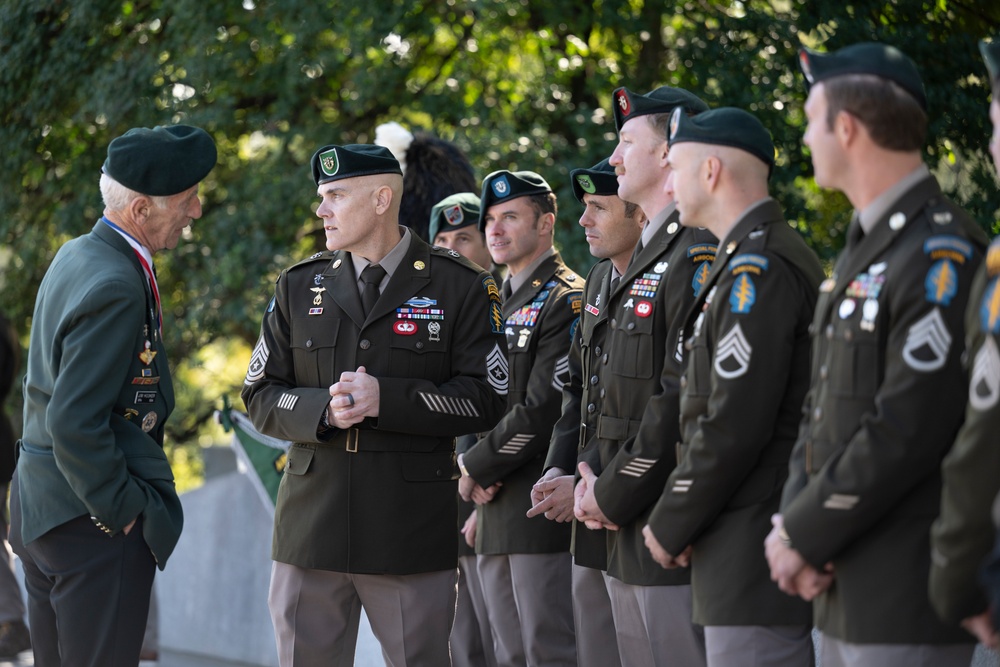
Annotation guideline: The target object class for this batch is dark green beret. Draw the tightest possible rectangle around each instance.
[570,158,619,202]
[478,170,552,231]
[102,125,217,197]
[798,42,926,111]
[428,192,481,241]
[612,86,709,132]
[311,144,402,186]
[981,38,1000,87]
[668,106,775,178]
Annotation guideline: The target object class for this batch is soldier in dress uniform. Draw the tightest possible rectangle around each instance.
[573,85,715,667]
[242,144,507,666]
[928,36,1000,650]
[643,108,820,666]
[458,170,583,667]
[764,43,988,667]
[532,158,644,667]
[429,193,500,667]
[11,125,216,666]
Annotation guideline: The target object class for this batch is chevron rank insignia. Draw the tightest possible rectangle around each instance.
[552,354,571,391]
[486,343,509,395]
[714,323,752,379]
[902,308,951,372]
[244,336,269,385]
[970,337,1000,411]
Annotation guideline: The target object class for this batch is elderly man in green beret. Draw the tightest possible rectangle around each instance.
[458,169,583,667]
[574,85,716,667]
[10,125,216,666]
[642,107,821,666]
[929,36,1000,650]
[765,42,987,667]
[243,144,507,666]
[535,157,644,667]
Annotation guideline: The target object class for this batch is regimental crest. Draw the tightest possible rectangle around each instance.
[445,204,464,226]
[486,343,509,395]
[669,107,682,140]
[924,259,958,306]
[969,337,1000,411]
[244,336,269,385]
[318,148,339,177]
[902,307,952,372]
[981,277,1000,334]
[799,51,813,83]
[615,89,631,116]
[491,175,510,198]
[577,174,596,194]
[714,323,752,379]
[729,274,757,314]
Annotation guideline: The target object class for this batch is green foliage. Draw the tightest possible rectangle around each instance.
[1,0,999,468]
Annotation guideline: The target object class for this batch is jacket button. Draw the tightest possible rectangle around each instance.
[359,339,371,350]
[416,342,424,350]
[599,388,606,398]
[825,324,834,339]
[627,322,635,330]
[590,375,599,386]
[813,406,823,421]
[680,376,688,389]
[611,318,617,329]
[587,403,596,414]
[603,353,609,364]
[306,339,313,348]
[819,365,828,380]
[594,346,602,356]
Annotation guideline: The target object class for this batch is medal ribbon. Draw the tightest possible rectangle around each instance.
[134,251,163,336]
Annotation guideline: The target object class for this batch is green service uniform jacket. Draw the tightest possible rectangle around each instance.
[780,175,987,644]
[242,238,507,575]
[463,252,583,555]
[594,211,718,586]
[546,259,612,570]
[929,236,1000,624]
[18,221,182,568]
[647,199,821,626]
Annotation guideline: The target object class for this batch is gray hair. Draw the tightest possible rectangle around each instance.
[100,173,169,211]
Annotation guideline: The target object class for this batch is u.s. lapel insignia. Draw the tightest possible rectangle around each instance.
[332,258,343,269]
[414,260,426,270]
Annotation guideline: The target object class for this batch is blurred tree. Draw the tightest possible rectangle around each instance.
[1,0,998,468]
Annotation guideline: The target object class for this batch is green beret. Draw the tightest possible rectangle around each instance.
[668,106,775,178]
[612,86,709,132]
[570,158,619,202]
[798,42,926,111]
[428,192,481,241]
[981,38,1000,87]
[478,170,552,231]
[311,144,402,186]
[102,125,217,197]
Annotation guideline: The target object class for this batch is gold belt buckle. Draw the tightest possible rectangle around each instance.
[346,428,359,453]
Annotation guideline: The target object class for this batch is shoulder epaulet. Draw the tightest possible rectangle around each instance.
[288,250,336,271]
[923,196,987,245]
[429,245,484,274]
[552,264,583,287]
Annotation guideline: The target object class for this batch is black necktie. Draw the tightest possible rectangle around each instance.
[501,280,513,301]
[846,213,863,249]
[609,276,620,299]
[360,264,386,318]
[628,238,644,267]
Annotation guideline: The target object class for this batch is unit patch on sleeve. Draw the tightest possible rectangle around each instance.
[980,277,1000,334]
[924,260,958,306]
[688,244,717,296]
[729,274,757,314]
